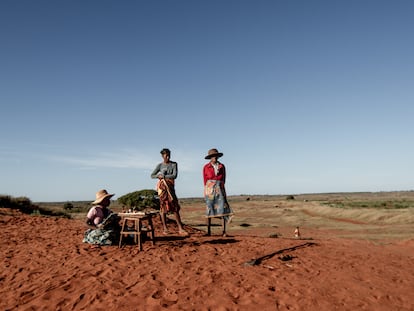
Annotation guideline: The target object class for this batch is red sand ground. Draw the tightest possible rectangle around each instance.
[1,209,413,311]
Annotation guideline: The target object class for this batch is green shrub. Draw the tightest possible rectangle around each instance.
[0,194,72,217]
[0,195,12,208]
[63,202,74,210]
[117,189,160,211]
[0,195,36,213]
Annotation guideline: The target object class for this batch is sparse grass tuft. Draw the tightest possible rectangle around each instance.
[324,199,414,209]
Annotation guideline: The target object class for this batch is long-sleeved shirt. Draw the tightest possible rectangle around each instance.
[203,161,226,185]
[86,205,112,226]
[151,161,178,179]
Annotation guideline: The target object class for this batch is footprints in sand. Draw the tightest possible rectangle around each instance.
[3,212,413,310]
[149,289,179,308]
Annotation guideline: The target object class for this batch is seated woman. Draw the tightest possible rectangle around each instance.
[83,189,120,246]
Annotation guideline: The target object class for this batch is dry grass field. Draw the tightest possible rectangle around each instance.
[179,191,414,240]
[43,190,414,240]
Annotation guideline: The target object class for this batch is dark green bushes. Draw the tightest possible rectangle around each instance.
[0,195,36,214]
[0,194,71,218]
[63,202,74,210]
[117,189,160,211]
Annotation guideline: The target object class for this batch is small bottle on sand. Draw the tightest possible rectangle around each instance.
[294,226,301,239]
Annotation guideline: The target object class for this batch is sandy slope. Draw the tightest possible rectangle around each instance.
[1,207,413,311]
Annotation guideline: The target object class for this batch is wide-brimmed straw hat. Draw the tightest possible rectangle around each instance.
[92,189,115,204]
[205,148,223,160]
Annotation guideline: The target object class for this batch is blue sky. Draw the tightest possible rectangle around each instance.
[1,0,413,202]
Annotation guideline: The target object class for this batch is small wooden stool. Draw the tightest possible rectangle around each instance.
[118,214,155,250]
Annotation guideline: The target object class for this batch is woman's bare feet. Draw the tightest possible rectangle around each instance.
[178,229,189,236]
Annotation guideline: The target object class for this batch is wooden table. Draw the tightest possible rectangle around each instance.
[118,212,157,250]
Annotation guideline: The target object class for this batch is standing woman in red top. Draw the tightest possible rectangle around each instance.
[203,148,234,237]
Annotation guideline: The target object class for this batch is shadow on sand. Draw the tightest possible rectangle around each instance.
[244,242,318,266]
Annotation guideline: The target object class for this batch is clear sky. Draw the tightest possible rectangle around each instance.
[1,0,413,202]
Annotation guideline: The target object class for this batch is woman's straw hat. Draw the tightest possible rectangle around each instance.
[92,189,115,204]
[205,148,223,160]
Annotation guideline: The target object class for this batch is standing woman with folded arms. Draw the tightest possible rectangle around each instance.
[203,148,233,237]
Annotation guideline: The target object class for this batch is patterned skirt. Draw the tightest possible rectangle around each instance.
[204,180,233,222]
[157,178,181,213]
[83,228,116,245]
[82,214,120,245]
